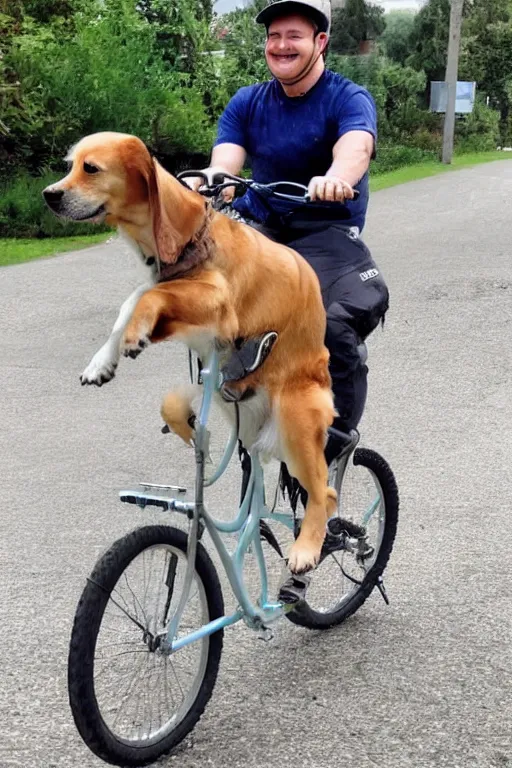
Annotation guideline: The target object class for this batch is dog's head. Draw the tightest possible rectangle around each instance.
[43,132,204,262]
[42,132,154,225]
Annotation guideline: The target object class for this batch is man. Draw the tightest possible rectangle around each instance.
[186,0,389,463]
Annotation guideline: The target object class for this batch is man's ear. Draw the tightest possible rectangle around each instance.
[317,31,329,55]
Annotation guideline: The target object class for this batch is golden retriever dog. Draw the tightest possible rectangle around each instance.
[43,131,336,574]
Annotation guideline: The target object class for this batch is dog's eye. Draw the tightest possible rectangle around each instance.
[84,162,100,175]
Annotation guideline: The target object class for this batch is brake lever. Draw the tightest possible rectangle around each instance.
[198,181,248,200]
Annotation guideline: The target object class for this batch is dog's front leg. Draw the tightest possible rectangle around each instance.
[121,278,238,357]
[80,283,152,386]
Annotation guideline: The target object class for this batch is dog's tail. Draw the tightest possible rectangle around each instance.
[160,385,200,446]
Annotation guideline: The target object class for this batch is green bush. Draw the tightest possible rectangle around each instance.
[0,172,112,238]
[371,144,438,174]
[407,127,443,152]
[327,52,429,141]
[5,0,214,172]
[454,98,501,153]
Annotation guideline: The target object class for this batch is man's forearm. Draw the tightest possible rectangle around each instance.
[211,143,247,176]
[326,131,374,187]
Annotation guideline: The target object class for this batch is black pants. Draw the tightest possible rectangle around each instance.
[254,217,389,453]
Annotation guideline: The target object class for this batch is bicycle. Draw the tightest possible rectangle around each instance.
[67,177,399,767]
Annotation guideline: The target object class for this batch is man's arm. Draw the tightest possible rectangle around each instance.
[308,130,374,202]
[182,143,246,194]
[210,143,247,177]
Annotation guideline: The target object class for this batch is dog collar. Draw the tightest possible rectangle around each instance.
[157,203,214,283]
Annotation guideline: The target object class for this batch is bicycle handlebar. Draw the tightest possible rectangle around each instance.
[177,170,360,203]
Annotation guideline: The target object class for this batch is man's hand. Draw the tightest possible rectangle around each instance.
[181,166,235,202]
[308,175,355,202]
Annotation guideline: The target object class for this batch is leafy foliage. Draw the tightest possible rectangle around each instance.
[459,0,512,140]
[328,53,429,141]
[380,10,416,65]
[406,0,451,90]
[0,170,111,237]
[330,0,386,55]
[2,0,512,237]
[1,0,215,172]
[212,0,268,98]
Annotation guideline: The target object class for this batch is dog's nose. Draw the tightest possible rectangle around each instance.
[43,188,64,206]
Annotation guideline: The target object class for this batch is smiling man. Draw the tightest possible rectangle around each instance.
[188,0,389,462]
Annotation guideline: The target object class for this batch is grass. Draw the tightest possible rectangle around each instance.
[1,150,511,267]
[370,150,512,192]
[0,232,110,267]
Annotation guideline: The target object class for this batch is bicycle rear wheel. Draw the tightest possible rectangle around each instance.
[68,525,224,767]
[286,448,398,630]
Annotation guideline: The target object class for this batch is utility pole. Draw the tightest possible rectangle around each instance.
[442,0,465,164]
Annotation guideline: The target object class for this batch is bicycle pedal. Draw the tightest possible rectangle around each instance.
[257,626,274,642]
[376,576,390,605]
[278,572,311,605]
[339,518,366,538]
[358,544,375,561]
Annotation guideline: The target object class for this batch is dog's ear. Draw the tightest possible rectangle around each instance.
[147,159,182,264]
[134,146,205,264]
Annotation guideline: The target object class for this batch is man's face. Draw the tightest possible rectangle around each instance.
[265,14,326,81]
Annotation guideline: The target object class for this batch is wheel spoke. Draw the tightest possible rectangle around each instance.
[286,450,397,627]
[104,591,147,633]
[72,533,219,757]
[110,652,148,731]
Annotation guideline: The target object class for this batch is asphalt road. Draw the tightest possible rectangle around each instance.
[1,162,512,768]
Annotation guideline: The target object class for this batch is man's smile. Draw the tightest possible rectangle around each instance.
[269,53,300,63]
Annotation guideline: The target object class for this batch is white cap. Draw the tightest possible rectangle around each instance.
[256,0,331,34]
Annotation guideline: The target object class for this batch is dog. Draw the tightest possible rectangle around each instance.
[43,131,337,574]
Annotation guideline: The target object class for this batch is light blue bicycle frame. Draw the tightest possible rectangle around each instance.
[120,348,298,654]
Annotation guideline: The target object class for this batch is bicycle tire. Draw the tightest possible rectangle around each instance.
[286,448,398,630]
[68,525,224,767]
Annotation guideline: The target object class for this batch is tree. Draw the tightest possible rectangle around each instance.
[459,0,512,141]
[216,0,268,97]
[0,0,97,170]
[136,0,213,71]
[406,0,451,87]
[380,10,416,65]
[328,53,427,140]
[330,0,386,56]
[2,0,214,172]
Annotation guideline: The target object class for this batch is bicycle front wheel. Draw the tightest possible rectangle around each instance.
[286,448,398,630]
[68,525,224,767]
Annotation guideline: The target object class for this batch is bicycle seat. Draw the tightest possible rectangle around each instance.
[219,332,278,402]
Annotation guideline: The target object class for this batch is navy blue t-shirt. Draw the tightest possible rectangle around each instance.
[214,69,377,232]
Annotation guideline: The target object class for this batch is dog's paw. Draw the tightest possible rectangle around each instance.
[287,538,321,575]
[80,350,118,386]
[122,334,150,360]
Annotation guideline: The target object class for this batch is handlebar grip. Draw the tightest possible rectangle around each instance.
[304,188,360,203]
[212,172,227,185]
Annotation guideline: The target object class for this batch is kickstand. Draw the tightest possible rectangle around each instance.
[376,575,389,605]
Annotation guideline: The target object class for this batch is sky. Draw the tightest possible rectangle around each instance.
[213,0,428,16]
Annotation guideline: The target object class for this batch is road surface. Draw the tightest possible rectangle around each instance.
[1,161,511,768]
